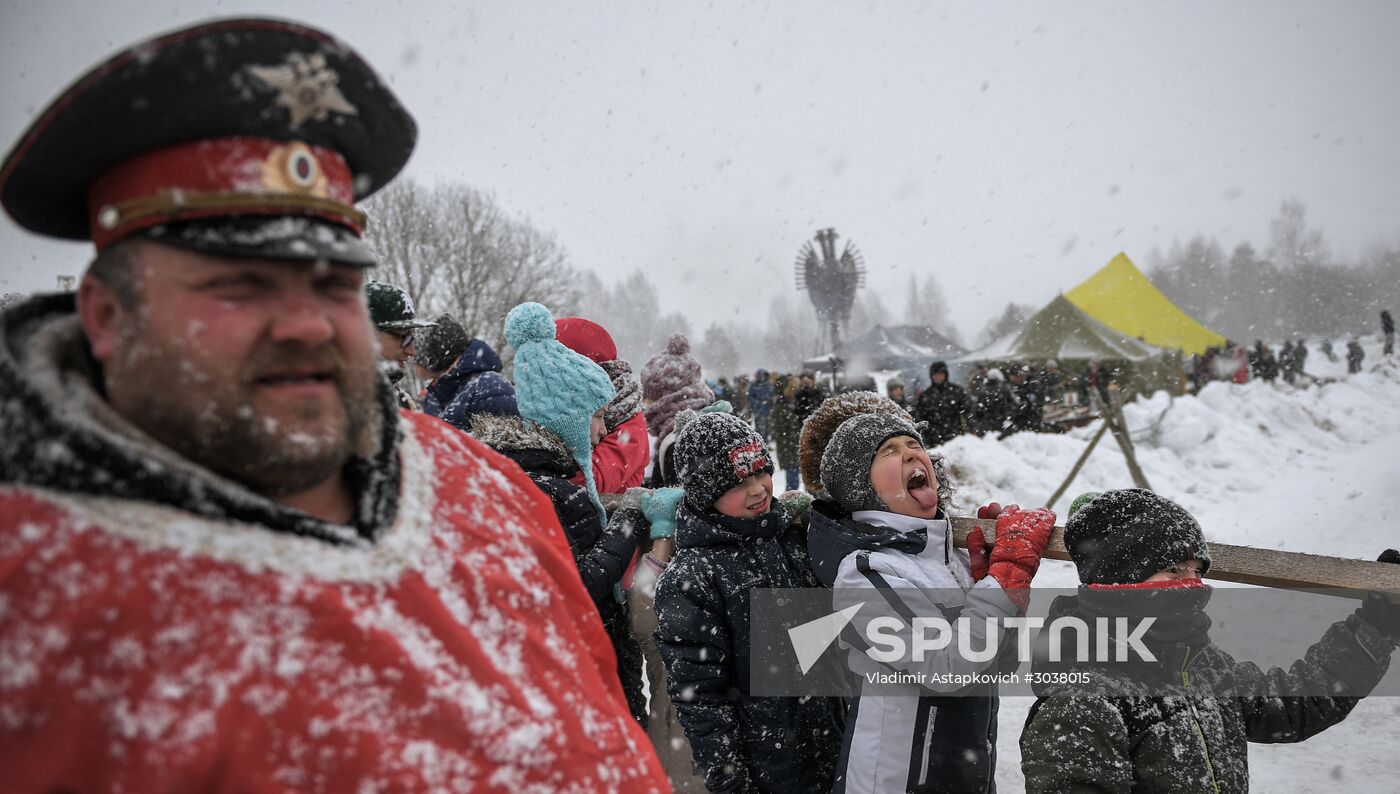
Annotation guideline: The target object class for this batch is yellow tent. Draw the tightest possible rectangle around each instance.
[1066,253,1226,355]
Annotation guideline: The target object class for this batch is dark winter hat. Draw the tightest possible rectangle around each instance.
[640,334,704,401]
[1064,489,1212,585]
[820,413,923,514]
[366,281,435,331]
[414,313,470,373]
[929,360,949,379]
[556,317,618,364]
[0,18,415,266]
[672,409,774,512]
[799,392,915,495]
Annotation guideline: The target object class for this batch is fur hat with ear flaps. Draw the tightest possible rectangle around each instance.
[819,413,926,514]
[504,302,615,515]
[799,391,915,496]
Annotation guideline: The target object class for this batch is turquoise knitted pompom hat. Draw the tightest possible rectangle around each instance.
[505,302,616,513]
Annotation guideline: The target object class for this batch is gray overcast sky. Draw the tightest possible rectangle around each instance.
[3,0,1398,342]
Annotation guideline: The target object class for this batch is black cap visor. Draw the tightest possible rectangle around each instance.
[139,216,377,267]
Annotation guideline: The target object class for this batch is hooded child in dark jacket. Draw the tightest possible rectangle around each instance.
[417,314,517,429]
[1020,489,1399,794]
[653,410,845,793]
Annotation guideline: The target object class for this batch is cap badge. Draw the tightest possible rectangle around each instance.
[247,52,358,129]
[261,142,328,196]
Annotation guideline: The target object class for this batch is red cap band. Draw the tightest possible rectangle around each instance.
[86,137,364,250]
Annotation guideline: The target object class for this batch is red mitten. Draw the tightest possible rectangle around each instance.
[969,501,1019,581]
[966,527,990,581]
[976,501,1019,520]
[986,507,1055,612]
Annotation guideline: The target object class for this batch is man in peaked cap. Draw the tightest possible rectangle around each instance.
[0,18,666,791]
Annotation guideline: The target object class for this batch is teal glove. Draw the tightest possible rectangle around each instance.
[700,400,733,414]
[641,487,686,539]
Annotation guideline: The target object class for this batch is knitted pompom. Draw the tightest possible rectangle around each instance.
[666,334,690,355]
[672,409,700,437]
[504,302,556,349]
[699,400,733,415]
[1068,491,1103,519]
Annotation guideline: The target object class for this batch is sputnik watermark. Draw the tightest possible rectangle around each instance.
[753,587,1400,698]
[787,607,1157,672]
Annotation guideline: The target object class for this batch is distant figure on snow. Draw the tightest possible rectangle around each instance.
[1348,338,1366,374]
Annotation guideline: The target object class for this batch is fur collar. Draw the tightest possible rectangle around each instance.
[468,412,571,459]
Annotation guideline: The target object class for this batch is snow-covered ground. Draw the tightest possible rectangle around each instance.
[931,339,1399,791]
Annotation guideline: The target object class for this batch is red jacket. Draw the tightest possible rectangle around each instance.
[573,411,651,494]
[0,413,667,792]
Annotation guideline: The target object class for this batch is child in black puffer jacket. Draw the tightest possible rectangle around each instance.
[653,410,844,793]
[469,413,642,682]
[1020,489,1400,793]
[497,302,645,722]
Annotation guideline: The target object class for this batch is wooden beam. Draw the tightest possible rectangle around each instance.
[1045,419,1110,510]
[1093,388,1152,491]
[600,494,1400,597]
[949,516,1400,598]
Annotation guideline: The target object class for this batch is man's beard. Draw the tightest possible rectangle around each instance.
[108,330,380,500]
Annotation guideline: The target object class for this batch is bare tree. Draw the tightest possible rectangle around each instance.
[902,273,923,325]
[847,289,893,338]
[762,292,823,370]
[976,302,1033,347]
[697,324,740,379]
[1267,198,1330,270]
[917,273,958,345]
[363,179,444,312]
[363,179,582,360]
[1146,199,1400,341]
[573,269,692,366]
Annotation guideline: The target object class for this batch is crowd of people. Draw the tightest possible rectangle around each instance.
[700,358,1109,453]
[1189,318,1392,391]
[710,323,1395,458]
[370,292,1400,793]
[3,17,1399,794]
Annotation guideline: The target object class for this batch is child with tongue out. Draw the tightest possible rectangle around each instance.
[805,412,1056,794]
[652,409,845,794]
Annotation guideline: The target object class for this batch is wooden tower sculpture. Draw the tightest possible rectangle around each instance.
[795,227,866,351]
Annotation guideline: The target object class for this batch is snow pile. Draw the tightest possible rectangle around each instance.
[936,350,1400,791]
